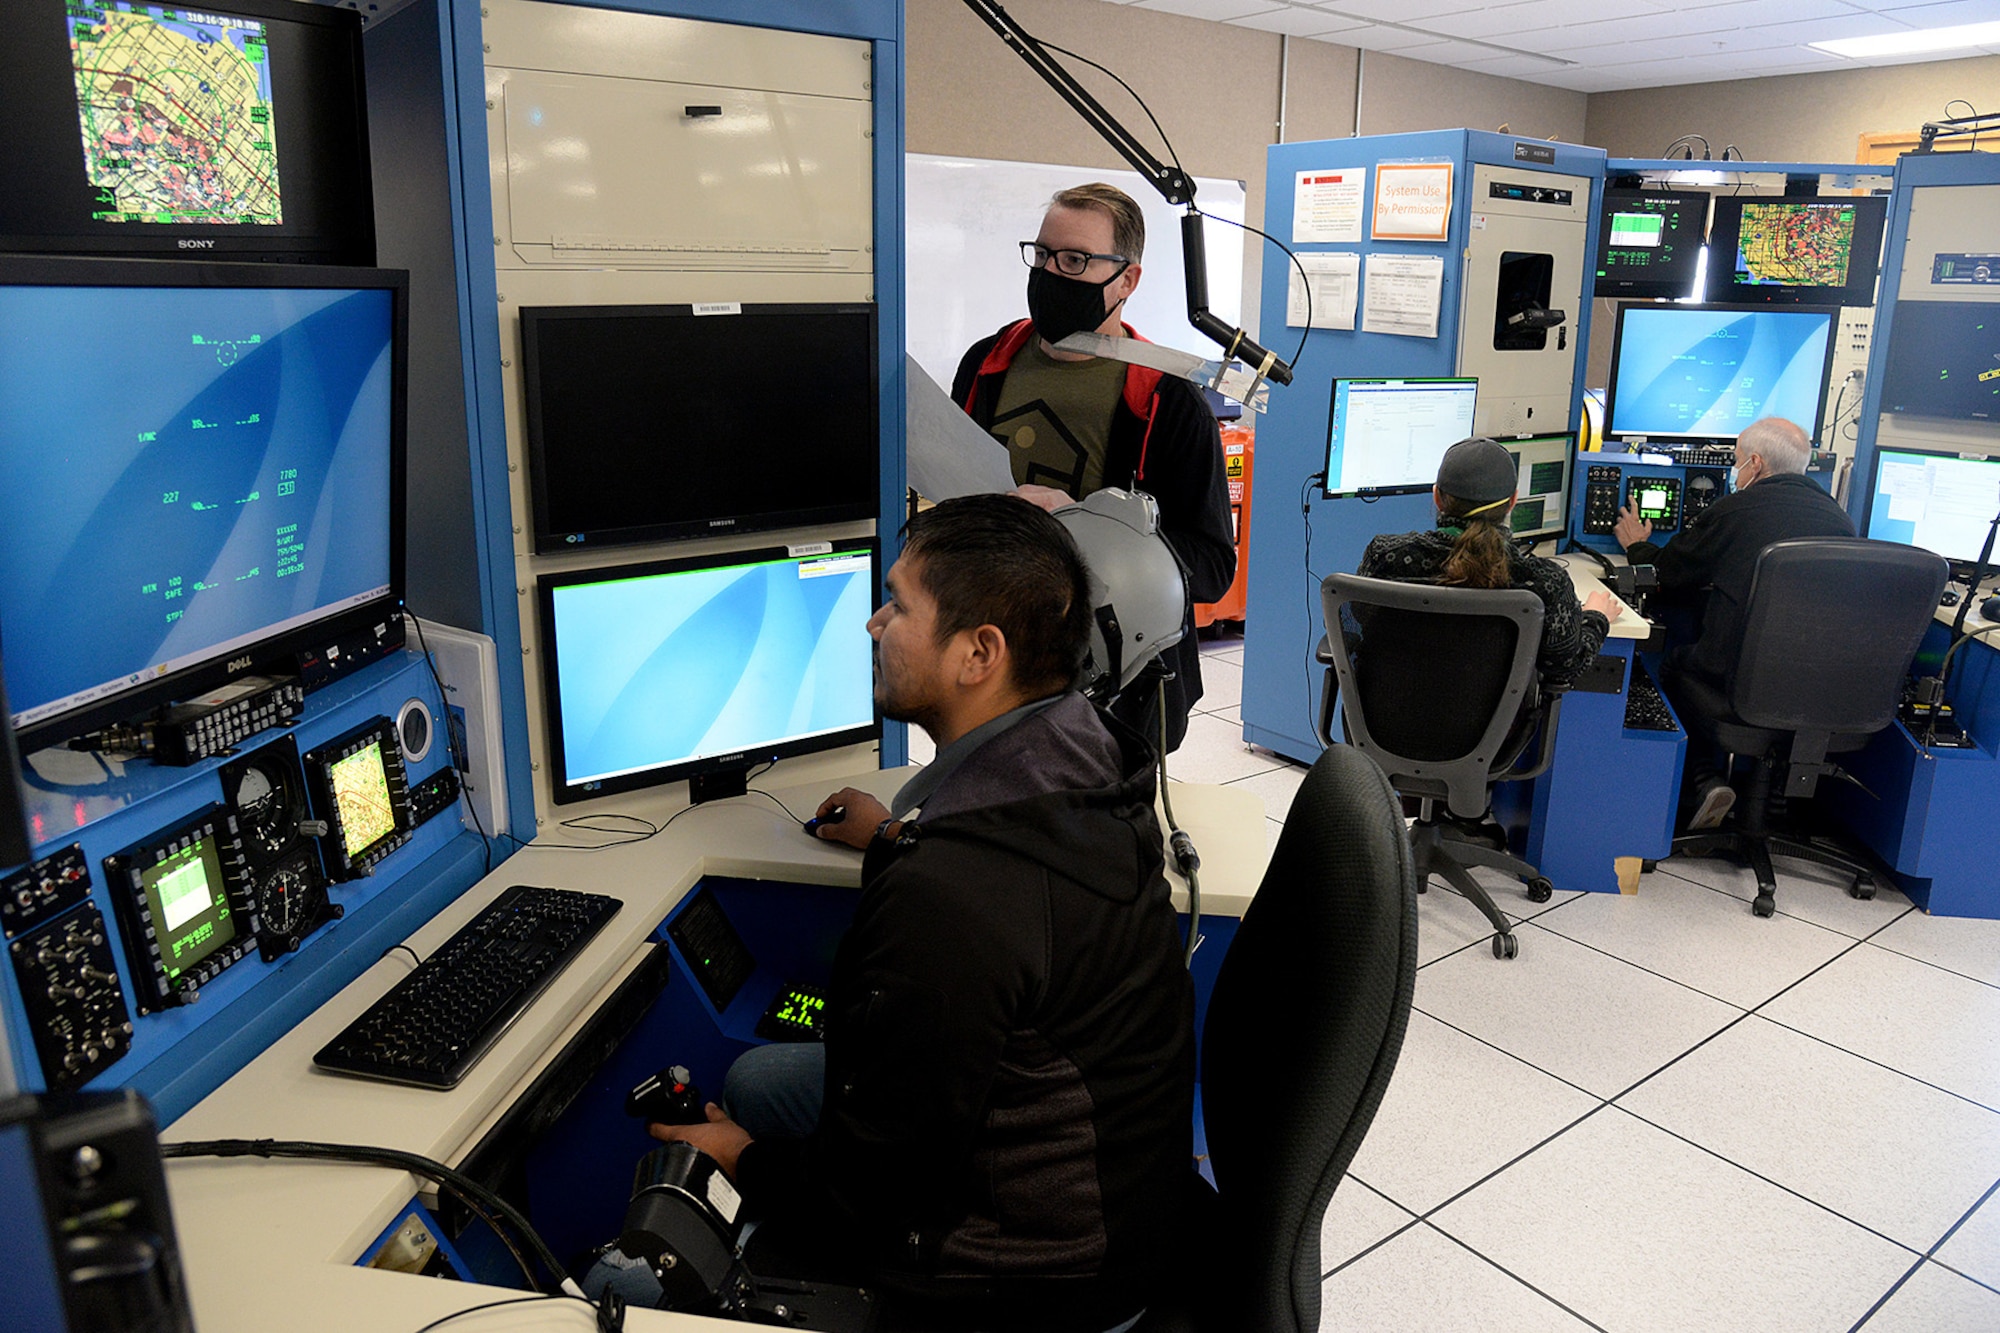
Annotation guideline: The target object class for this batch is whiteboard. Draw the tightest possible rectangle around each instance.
[905,152,1245,393]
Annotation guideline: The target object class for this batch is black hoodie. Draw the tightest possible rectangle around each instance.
[734,694,1194,1329]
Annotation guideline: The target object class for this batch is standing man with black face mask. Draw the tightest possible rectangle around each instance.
[950,183,1235,754]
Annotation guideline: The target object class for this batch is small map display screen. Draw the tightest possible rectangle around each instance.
[140,836,235,980]
[330,741,396,858]
[67,2,282,226]
[1731,201,1856,289]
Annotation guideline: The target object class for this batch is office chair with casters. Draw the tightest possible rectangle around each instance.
[1137,743,1418,1333]
[1661,537,1946,918]
[1316,574,1568,960]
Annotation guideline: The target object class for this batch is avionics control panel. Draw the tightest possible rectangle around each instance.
[1625,476,1682,533]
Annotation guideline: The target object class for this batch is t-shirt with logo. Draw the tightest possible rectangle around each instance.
[988,338,1126,499]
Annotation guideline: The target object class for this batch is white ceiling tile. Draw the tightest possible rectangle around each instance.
[1526,13,1750,51]
[1872,0,2000,23]
[1688,0,1865,21]
[1342,24,1453,51]
[1414,9,1566,39]
[1455,52,1592,76]
[1228,6,1370,35]
[1130,0,1290,20]
[1408,37,1580,67]
[1750,11,1924,37]
[1308,0,1488,19]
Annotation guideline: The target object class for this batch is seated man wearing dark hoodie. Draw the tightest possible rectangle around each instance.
[650,493,1195,1333]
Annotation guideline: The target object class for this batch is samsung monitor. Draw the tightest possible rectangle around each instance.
[537,542,879,804]
[1703,195,1886,307]
[0,256,407,752]
[0,0,374,263]
[1865,447,2000,565]
[1604,303,1837,443]
[1321,378,1479,498]
[1594,188,1710,300]
[1500,434,1573,540]
[521,303,879,553]
[1878,301,2000,422]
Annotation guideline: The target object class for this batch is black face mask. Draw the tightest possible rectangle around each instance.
[1026,265,1125,347]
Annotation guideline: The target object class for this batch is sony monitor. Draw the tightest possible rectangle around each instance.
[537,542,880,804]
[1499,434,1573,541]
[0,0,374,263]
[1594,188,1710,300]
[1604,303,1837,443]
[1703,195,1886,307]
[0,255,407,753]
[1878,300,2000,422]
[1866,447,2000,566]
[1322,378,1479,498]
[521,303,879,553]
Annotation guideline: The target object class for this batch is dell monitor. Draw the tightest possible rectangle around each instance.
[1703,195,1886,307]
[521,303,880,553]
[0,256,407,753]
[1866,447,2000,566]
[1605,303,1837,443]
[1322,378,1479,498]
[1500,434,1573,540]
[537,543,880,804]
[1594,188,1710,300]
[0,0,375,263]
[1878,301,2000,422]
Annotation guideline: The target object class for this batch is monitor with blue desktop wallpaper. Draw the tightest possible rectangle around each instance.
[1322,378,1479,498]
[1605,303,1836,443]
[537,544,879,804]
[0,257,406,752]
[1866,447,2000,565]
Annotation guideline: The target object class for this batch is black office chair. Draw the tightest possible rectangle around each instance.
[1661,537,1946,918]
[1316,574,1567,960]
[1139,743,1417,1333]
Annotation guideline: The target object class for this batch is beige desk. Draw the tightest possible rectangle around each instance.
[1547,550,1654,640]
[161,766,1272,1333]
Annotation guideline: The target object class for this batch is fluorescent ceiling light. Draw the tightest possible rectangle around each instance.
[1811,20,2000,59]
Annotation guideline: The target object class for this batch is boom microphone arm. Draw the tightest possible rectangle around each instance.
[961,0,1295,387]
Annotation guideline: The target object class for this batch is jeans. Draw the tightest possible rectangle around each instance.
[723,1040,825,1138]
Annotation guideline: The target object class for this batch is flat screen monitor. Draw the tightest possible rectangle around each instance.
[1865,447,2000,565]
[1605,303,1836,443]
[521,303,879,553]
[1703,195,1886,307]
[1594,188,1710,300]
[0,0,374,263]
[1500,434,1573,540]
[1322,378,1479,498]
[1878,300,2000,422]
[537,543,880,804]
[0,256,407,752]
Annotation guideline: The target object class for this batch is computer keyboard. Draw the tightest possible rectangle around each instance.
[1624,660,1680,733]
[314,885,622,1089]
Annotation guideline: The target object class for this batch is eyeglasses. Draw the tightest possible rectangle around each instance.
[1019,241,1129,277]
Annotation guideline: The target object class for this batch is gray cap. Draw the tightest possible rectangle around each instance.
[1436,437,1518,507]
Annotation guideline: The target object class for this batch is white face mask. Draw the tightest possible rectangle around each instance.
[1727,466,1740,492]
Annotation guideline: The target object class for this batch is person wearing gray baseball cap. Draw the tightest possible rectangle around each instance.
[1355,437,1620,686]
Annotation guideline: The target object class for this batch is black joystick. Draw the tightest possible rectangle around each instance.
[626,1064,706,1125]
[802,804,846,839]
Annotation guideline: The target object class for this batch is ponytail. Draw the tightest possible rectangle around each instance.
[1435,495,1514,589]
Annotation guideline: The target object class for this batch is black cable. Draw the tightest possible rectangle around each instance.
[381,943,423,967]
[411,1295,600,1333]
[162,1139,576,1298]
[1661,134,1710,160]
[1038,39,1185,185]
[1156,686,1201,967]
[1302,472,1327,742]
[1192,209,1312,376]
[742,788,811,827]
[1945,99,1981,150]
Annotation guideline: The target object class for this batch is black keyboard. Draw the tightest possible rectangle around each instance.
[314,885,622,1089]
[1624,660,1680,733]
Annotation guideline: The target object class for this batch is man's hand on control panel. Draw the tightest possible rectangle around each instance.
[1613,501,1653,550]
[649,1103,752,1180]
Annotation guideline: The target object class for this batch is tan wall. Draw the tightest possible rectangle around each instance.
[906,0,1589,337]
[1583,54,2000,163]
[1358,50,1586,142]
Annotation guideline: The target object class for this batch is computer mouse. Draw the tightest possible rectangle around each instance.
[1940,588,1961,606]
[1983,595,2000,623]
[803,804,846,838]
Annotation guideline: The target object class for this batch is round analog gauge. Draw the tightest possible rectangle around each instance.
[258,863,310,938]
[234,761,295,856]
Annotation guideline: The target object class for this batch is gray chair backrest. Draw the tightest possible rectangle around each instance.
[1202,743,1418,1333]
[1321,573,1546,820]
[1733,538,1948,734]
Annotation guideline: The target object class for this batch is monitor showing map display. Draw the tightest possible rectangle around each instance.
[1704,195,1886,307]
[0,0,373,261]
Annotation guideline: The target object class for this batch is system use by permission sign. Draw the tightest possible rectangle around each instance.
[1371,162,1453,242]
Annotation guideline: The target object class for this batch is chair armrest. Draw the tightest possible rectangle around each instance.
[1498,683,1567,785]
[1314,633,1334,665]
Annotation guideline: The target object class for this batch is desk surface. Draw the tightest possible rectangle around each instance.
[162,765,1272,1333]
[1548,551,1651,640]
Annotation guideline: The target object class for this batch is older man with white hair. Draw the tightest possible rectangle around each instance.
[1614,417,1855,829]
